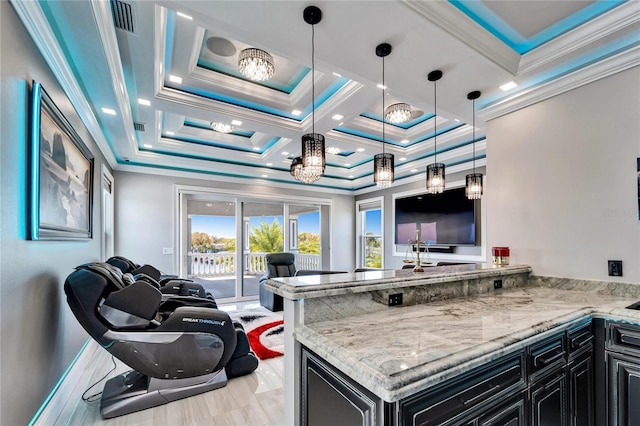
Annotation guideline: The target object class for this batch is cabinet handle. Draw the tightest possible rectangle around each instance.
[620,333,640,348]
[544,374,564,391]
[534,351,564,366]
[571,334,593,349]
[462,384,501,406]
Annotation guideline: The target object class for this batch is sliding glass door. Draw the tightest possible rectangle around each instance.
[180,189,326,303]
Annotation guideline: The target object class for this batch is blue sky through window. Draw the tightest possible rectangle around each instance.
[191,210,320,238]
[365,210,382,235]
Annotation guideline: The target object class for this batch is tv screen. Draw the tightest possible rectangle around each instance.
[394,187,478,246]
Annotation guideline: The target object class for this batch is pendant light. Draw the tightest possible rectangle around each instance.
[300,6,325,183]
[373,43,394,188]
[465,90,483,199]
[426,70,444,194]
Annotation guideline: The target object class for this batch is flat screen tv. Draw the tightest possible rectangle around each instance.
[394,187,478,246]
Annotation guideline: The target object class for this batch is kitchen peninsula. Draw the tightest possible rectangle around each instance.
[264,264,640,426]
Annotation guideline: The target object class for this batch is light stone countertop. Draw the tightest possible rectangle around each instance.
[265,263,531,299]
[295,285,640,402]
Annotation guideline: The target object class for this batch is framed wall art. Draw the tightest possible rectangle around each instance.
[28,81,94,240]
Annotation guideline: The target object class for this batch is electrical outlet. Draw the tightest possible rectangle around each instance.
[494,279,503,289]
[388,293,403,306]
[162,247,173,255]
[608,260,623,277]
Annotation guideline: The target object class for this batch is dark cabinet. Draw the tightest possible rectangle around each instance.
[567,350,594,426]
[606,321,640,426]
[529,369,567,426]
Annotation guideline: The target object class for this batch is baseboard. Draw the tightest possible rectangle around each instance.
[30,339,121,425]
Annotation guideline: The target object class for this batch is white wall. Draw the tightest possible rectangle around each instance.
[0,3,110,424]
[114,171,356,274]
[486,67,640,283]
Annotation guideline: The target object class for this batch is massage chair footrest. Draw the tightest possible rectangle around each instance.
[100,369,228,419]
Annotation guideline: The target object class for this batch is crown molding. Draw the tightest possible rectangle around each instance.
[479,47,640,122]
[10,0,117,167]
[401,0,520,75]
[518,2,640,74]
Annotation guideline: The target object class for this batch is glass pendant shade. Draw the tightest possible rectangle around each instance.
[384,103,411,124]
[211,122,234,133]
[374,153,394,188]
[465,173,483,199]
[290,156,320,183]
[426,162,445,194]
[301,133,325,180]
[238,48,275,81]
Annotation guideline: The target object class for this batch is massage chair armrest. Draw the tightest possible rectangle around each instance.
[156,306,236,339]
[100,281,162,329]
[159,296,218,313]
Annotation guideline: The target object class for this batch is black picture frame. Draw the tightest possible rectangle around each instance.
[28,81,94,240]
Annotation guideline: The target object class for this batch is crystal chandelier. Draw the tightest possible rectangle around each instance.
[290,156,320,183]
[211,122,234,133]
[373,43,394,188]
[299,6,325,183]
[465,90,483,200]
[426,70,445,194]
[238,48,275,82]
[384,102,411,124]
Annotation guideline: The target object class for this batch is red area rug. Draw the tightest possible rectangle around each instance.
[229,308,284,360]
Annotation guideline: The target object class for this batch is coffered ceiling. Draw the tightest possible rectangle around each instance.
[12,0,640,194]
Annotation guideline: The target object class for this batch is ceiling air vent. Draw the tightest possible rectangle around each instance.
[133,122,145,132]
[110,0,135,33]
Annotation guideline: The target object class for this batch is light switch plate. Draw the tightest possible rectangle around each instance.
[608,260,622,277]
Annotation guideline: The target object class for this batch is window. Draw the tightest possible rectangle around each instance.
[356,197,384,269]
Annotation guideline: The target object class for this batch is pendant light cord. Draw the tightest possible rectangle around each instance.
[433,79,437,164]
[311,23,315,136]
[472,97,476,174]
[382,55,385,155]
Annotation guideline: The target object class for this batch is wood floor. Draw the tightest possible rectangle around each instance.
[52,300,285,425]
[63,353,284,425]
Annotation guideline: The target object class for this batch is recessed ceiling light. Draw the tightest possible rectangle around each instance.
[401,139,409,144]
[253,147,260,151]
[332,72,342,77]
[101,107,116,115]
[282,151,289,156]
[399,157,407,161]
[326,146,340,154]
[231,119,242,126]
[177,12,193,20]
[138,98,151,106]
[261,174,268,178]
[376,84,387,90]
[169,75,183,84]
[500,81,518,91]
[410,169,418,172]
[143,144,153,148]
[357,148,365,152]
[266,163,273,166]
[348,175,354,178]
[165,131,175,136]
[291,109,302,116]
[344,163,351,167]
[332,114,344,120]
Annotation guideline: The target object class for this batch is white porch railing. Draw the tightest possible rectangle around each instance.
[188,252,321,278]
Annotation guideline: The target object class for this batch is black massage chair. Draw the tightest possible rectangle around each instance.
[64,262,258,418]
[106,255,214,302]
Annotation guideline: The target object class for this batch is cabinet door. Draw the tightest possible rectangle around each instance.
[530,369,567,426]
[568,349,594,426]
[607,352,640,426]
[478,391,527,426]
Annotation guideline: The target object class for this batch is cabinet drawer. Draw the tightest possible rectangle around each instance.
[607,322,640,357]
[528,333,566,380]
[400,353,525,426]
[567,320,593,358]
